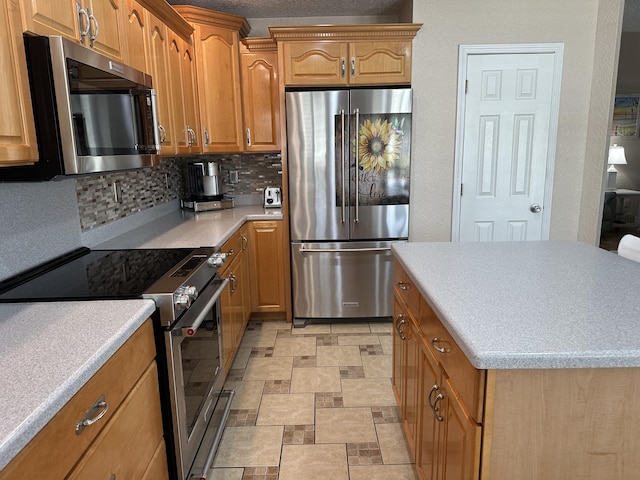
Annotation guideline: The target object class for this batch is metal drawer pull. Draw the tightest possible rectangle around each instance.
[398,281,410,291]
[431,338,447,353]
[433,393,444,422]
[427,384,439,409]
[76,395,108,434]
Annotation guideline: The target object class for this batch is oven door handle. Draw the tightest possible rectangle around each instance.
[173,278,229,337]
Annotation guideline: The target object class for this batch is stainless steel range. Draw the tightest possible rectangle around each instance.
[0,247,233,480]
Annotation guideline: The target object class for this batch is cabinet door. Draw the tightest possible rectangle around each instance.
[147,14,176,155]
[349,41,412,85]
[249,221,286,314]
[195,24,243,153]
[435,377,482,480]
[122,0,146,73]
[240,50,280,152]
[180,36,201,154]
[20,0,79,39]
[84,0,126,61]
[282,41,348,86]
[167,30,188,153]
[0,0,38,165]
[392,295,406,408]
[417,345,440,480]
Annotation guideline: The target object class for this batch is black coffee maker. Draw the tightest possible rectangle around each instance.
[187,162,223,200]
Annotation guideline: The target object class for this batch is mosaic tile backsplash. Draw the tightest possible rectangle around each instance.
[76,153,282,231]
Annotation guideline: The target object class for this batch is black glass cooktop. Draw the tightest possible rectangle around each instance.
[0,248,194,302]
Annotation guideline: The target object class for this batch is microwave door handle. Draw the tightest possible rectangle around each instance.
[149,89,160,151]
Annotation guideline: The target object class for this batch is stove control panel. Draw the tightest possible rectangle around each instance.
[174,285,198,310]
[207,252,227,268]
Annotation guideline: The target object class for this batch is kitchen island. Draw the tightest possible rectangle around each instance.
[391,240,640,480]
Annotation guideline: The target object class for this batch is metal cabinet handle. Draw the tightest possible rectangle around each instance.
[396,316,406,340]
[431,337,447,353]
[427,384,439,409]
[226,249,235,257]
[158,125,166,144]
[203,127,210,147]
[246,128,252,147]
[76,395,108,434]
[433,393,444,422]
[351,56,356,77]
[229,274,238,293]
[77,3,90,43]
[341,57,346,78]
[241,235,248,251]
[88,11,99,47]
[398,281,410,291]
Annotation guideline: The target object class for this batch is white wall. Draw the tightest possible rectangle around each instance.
[410,0,623,244]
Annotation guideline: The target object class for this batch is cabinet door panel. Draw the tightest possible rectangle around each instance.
[283,41,348,86]
[180,37,201,153]
[350,41,412,85]
[404,317,420,460]
[438,378,481,480]
[167,30,188,152]
[196,25,243,153]
[418,345,440,480]
[123,0,146,73]
[392,296,406,407]
[86,0,126,61]
[20,0,79,39]
[249,221,285,313]
[0,0,38,165]
[241,51,280,152]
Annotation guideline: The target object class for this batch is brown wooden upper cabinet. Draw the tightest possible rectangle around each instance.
[20,0,128,61]
[0,0,38,166]
[174,5,249,154]
[240,38,280,152]
[270,24,422,87]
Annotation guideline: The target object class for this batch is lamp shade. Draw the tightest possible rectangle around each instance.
[609,144,627,165]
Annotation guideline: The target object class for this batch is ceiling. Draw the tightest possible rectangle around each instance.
[167,0,408,18]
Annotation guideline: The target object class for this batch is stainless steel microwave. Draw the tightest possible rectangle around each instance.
[0,35,160,181]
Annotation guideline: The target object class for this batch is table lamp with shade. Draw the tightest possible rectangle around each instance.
[607,144,627,191]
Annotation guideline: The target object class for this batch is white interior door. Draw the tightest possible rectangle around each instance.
[455,46,562,241]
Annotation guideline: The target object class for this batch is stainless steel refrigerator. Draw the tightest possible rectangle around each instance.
[286,88,412,326]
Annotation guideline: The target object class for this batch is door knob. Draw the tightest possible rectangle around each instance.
[530,204,542,213]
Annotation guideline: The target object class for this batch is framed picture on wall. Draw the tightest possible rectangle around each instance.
[611,95,640,137]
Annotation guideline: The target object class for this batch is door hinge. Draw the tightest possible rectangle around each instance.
[465,80,469,94]
[460,183,463,196]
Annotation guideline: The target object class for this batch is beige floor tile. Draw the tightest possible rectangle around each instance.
[316,345,363,366]
[258,320,292,331]
[279,444,348,480]
[290,367,341,393]
[362,354,392,378]
[342,378,397,407]
[331,323,372,334]
[379,335,393,355]
[338,335,381,346]
[257,393,315,425]
[273,336,317,357]
[206,467,244,480]
[231,347,251,369]
[376,423,413,464]
[239,329,278,348]
[349,464,419,480]
[291,324,331,335]
[225,380,265,410]
[315,407,377,443]
[243,357,293,381]
[369,322,393,333]
[213,426,283,467]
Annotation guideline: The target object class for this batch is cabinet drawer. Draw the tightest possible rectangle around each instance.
[67,362,164,479]
[141,439,170,480]
[0,319,156,479]
[420,298,485,423]
[394,260,420,317]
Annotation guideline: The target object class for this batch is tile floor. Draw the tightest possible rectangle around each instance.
[208,320,418,480]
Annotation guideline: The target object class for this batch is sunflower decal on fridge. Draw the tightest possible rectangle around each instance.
[347,113,411,206]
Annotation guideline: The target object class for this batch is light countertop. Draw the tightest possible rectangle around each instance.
[0,300,156,470]
[96,205,283,249]
[392,240,640,370]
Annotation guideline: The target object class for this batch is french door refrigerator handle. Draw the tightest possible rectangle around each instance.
[341,109,346,224]
[354,108,360,223]
[299,246,391,253]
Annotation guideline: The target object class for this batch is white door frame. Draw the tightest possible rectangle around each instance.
[452,43,564,241]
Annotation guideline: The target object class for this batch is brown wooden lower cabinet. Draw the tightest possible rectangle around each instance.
[395,260,640,480]
[0,319,165,480]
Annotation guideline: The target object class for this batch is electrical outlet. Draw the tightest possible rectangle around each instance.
[230,170,239,184]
